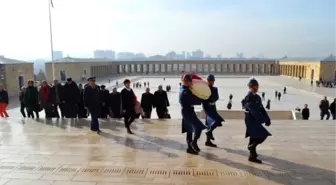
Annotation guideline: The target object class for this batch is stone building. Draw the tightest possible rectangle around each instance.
[279,55,336,82]
[0,56,34,96]
[45,57,279,82]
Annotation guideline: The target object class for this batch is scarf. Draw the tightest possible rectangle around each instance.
[42,86,49,101]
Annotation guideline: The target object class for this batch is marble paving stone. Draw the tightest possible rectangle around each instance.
[0,118,335,185]
[4,179,54,185]
[0,179,10,185]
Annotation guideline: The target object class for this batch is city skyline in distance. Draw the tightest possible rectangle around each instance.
[0,0,335,61]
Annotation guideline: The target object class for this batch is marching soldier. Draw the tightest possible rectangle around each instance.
[180,74,207,155]
[243,78,271,163]
[202,74,224,147]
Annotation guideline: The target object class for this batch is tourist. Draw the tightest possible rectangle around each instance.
[51,79,64,118]
[277,92,282,101]
[19,86,27,118]
[63,78,80,118]
[266,99,271,110]
[25,80,39,119]
[140,87,154,118]
[0,84,9,118]
[38,81,55,119]
[243,78,271,164]
[83,77,101,134]
[329,98,336,120]
[319,96,330,120]
[229,94,233,100]
[180,74,207,155]
[77,84,87,118]
[153,85,170,119]
[121,79,136,134]
[99,85,110,119]
[202,74,224,148]
[109,87,122,118]
[283,87,287,94]
[227,100,232,110]
[261,92,265,100]
[302,104,310,120]
[275,90,278,98]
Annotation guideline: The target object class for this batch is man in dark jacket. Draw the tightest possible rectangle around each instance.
[24,80,39,119]
[99,85,110,118]
[51,79,64,118]
[302,104,310,120]
[19,86,27,117]
[109,87,122,118]
[121,79,136,134]
[141,88,154,118]
[319,96,330,120]
[83,77,101,134]
[63,78,80,118]
[329,98,336,120]
[153,85,170,119]
[77,84,87,118]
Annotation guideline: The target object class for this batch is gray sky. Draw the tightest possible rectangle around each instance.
[0,0,335,60]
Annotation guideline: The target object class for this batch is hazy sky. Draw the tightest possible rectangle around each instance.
[0,0,335,60]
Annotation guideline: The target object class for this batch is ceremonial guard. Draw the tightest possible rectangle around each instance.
[83,77,101,134]
[202,74,224,147]
[180,74,207,155]
[243,78,271,163]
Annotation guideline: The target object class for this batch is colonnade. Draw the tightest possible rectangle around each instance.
[91,64,118,77]
[280,65,307,79]
[117,63,277,75]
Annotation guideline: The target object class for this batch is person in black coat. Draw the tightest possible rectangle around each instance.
[265,99,271,110]
[51,80,64,118]
[283,87,287,94]
[99,85,110,118]
[141,88,154,118]
[275,90,278,98]
[109,87,122,118]
[261,92,265,100]
[63,78,80,118]
[227,100,232,110]
[83,77,101,134]
[277,92,281,101]
[19,86,27,118]
[319,96,330,120]
[330,98,336,120]
[77,84,87,118]
[121,79,136,134]
[302,104,310,120]
[153,85,170,119]
[229,94,233,101]
[25,80,40,119]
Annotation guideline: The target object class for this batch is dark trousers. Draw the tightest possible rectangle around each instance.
[27,106,39,119]
[186,131,202,145]
[302,117,309,120]
[320,111,330,120]
[90,113,100,131]
[143,109,152,119]
[124,110,135,128]
[248,137,267,157]
[156,107,166,119]
[20,102,26,117]
[77,103,87,118]
[100,105,109,118]
[331,112,336,120]
[111,108,121,118]
[65,103,78,118]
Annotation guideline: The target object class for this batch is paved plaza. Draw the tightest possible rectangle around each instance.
[0,118,334,185]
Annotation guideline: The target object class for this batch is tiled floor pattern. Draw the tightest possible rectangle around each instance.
[0,118,334,185]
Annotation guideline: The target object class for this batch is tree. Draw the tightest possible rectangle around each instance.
[36,69,47,81]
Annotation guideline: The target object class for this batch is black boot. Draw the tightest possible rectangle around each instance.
[126,127,133,134]
[205,131,215,141]
[190,140,200,152]
[205,141,217,147]
[248,144,261,163]
[186,146,198,155]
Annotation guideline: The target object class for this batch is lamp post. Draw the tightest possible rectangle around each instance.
[48,0,55,80]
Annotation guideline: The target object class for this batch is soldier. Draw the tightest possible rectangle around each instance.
[83,77,101,134]
[180,74,207,155]
[202,74,224,147]
[243,78,271,163]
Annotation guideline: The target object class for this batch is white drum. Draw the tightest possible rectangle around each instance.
[190,79,211,100]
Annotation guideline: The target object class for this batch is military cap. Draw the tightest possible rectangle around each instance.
[87,76,96,81]
[207,74,215,81]
[248,78,259,87]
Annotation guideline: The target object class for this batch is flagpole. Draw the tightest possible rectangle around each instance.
[48,0,55,80]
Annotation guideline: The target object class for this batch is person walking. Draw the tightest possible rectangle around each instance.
[25,80,40,119]
[0,84,9,118]
[19,86,27,118]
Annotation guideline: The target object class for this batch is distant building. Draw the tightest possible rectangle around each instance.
[191,49,204,59]
[165,51,177,60]
[117,52,135,60]
[53,51,63,60]
[0,56,34,96]
[94,50,115,59]
[135,53,146,59]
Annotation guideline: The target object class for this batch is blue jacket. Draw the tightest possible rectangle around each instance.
[244,91,271,139]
